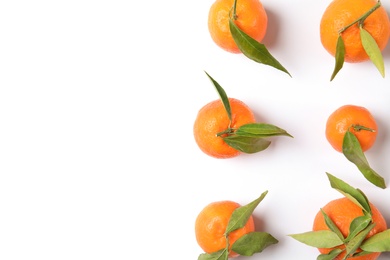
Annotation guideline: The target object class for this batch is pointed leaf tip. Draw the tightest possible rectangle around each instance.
[360,27,385,78]
[204,71,232,122]
[330,35,345,81]
[229,19,291,77]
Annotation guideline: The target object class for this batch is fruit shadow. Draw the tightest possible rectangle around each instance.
[385,6,390,61]
[369,117,389,183]
[250,214,282,255]
[372,118,390,259]
[253,214,265,232]
[381,252,390,259]
[261,7,280,47]
[382,39,390,61]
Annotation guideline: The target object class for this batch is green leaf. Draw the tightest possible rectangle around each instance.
[343,130,368,165]
[232,231,278,256]
[225,191,268,235]
[361,229,390,252]
[345,223,375,256]
[330,35,345,81]
[235,123,293,138]
[360,27,385,77]
[345,215,372,242]
[289,230,344,248]
[352,250,373,257]
[342,131,386,189]
[223,135,271,154]
[228,19,291,77]
[198,249,228,260]
[317,248,343,260]
[326,173,371,214]
[321,209,344,241]
[204,71,232,122]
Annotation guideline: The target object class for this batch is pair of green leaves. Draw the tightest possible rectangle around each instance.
[289,173,390,259]
[342,128,386,189]
[197,191,278,260]
[228,0,291,77]
[205,71,293,154]
[330,1,385,81]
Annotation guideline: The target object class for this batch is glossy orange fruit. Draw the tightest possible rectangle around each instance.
[320,0,390,63]
[195,200,255,258]
[313,197,387,260]
[193,97,256,159]
[325,104,378,153]
[208,0,268,53]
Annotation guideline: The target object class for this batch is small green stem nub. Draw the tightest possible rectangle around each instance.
[339,1,381,34]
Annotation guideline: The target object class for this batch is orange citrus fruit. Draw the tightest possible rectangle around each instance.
[195,200,255,258]
[313,197,388,260]
[320,0,390,63]
[193,97,256,159]
[208,0,268,53]
[325,104,378,153]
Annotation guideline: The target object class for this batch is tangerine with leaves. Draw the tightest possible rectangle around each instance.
[325,104,385,189]
[194,97,256,159]
[207,0,291,76]
[195,200,255,258]
[290,173,390,259]
[208,0,267,54]
[313,197,387,260]
[195,191,278,259]
[326,104,378,153]
[193,72,292,159]
[320,0,390,80]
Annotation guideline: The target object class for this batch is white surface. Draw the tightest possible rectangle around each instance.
[1,0,390,259]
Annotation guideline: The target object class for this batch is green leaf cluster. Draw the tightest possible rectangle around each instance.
[197,191,278,260]
[342,127,386,189]
[204,71,293,155]
[289,173,390,259]
[330,1,385,81]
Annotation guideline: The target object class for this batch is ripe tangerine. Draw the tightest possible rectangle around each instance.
[208,0,268,53]
[313,197,387,260]
[325,104,378,153]
[193,97,256,159]
[195,200,255,258]
[320,0,390,63]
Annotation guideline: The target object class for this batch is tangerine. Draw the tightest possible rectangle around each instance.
[325,104,378,153]
[208,0,268,53]
[193,97,256,159]
[312,197,387,260]
[195,200,255,258]
[320,0,390,63]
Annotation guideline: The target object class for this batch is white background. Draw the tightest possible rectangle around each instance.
[1,0,390,259]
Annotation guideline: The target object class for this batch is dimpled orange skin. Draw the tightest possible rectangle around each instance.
[320,0,390,63]
[208,0,268,53]
[195,200,255,258]
[193,97,256,159]
[325,105,378,153]
[313,197,387,260]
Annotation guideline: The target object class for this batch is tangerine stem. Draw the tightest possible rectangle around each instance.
[216,128,234,137]
[338,1,381,34]
[351,124,376,132]
[232,0,238,20]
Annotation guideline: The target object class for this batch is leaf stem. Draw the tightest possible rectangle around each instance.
[339,1,381,34]
[225,236,230,256]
